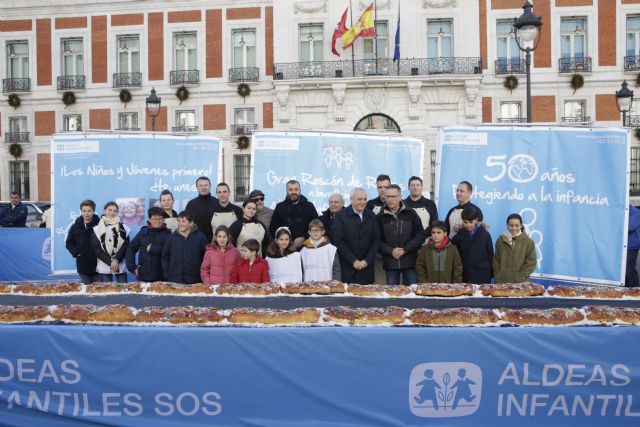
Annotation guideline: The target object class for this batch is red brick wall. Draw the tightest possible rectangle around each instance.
[146,106,167,131]
[482,97,492,123]
[598,0,616,66]
[533,1,551,68]
[37,153,51,201]
[89,109,110,129]
[206,9,223,78]
[168,10,201,23]
[531,96,556,122]
[595,94,621,121]
[479,0,487,70]
[0,20,32,32]
[35,111,55,136]
[226,7,261,20]
[148,12,164,81]
[92,16,107,83]
[111,14,144,26]
[55,17,87,29]
[36,19,52,86]
[491,0,523,9]
[265,7,273,77]
[203,104,226,130]
[556,0,592,6]
[263,102,273,128]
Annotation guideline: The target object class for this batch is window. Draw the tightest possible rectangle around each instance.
[7,116,28,143]
[63,114,82,131]
[233,30,256,69]
[118,112,139,131]
[174,33,197,71]
[117,35,140,73]
[6,41,28,79]
[353,114,401,132]
[232,108,256,135]
[496,20,521,73]
[499,102,522,122]
[9,160,30,200]
[562,100,588,124]
[427,20,452,58]
[174,110,197,132]
[299,24,323,62]
[626,16,640,70]
[430,149,437,199]
[560,17,587,72]
[62,39,83,76]
[364,21,388,59]
[632,147,640,197]
[234,154,251,201]
[629,102,640,126]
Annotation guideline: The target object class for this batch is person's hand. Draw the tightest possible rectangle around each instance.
[392,247,405,259]
[146,244,152,252]
[134,268,139,277]
[110,259,119,273]
[291,237,305,250]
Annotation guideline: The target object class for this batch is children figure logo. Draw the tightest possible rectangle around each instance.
[409,362,482,418]
[322,144,354,170]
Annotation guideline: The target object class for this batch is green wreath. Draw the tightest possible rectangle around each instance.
[9,143,23,159]
[7,93,21,109]
[570,74,584,94]
[237,83,251,98]
[503,75,519,94]
[119,88,132,105]
[176,85,189,104]
[62,91,76,107]
[236,135,250,150]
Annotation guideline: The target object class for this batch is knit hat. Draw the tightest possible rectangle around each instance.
[248,189,265,199]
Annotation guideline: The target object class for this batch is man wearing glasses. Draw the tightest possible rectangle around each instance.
[249,189,273,231]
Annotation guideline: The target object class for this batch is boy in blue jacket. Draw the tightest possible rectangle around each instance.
[451,206,494,284]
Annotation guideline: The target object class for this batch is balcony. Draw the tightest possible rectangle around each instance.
[170,70,199,86]
[3,78,31,93]
[231,124,257,136]
[494,59,525,75]
[625,55,640,71]
[497,117,527,123]
[5,132,29,143]
[172,126,198,133]
[558,57,592,73]
[229,67,259,83]
[113,72,142,88]
[625,115,640,127]
[57,75,86,90]
[272,57,482,80]
[561,116,591,126]
[115,127,140,131]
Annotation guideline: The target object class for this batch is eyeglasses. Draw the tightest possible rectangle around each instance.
[252,197,265,202]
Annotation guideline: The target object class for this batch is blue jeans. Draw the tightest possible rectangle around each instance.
[385,268,418,286]
[626,249,639,287]
[78,274,99,285]
[97,273,128,283]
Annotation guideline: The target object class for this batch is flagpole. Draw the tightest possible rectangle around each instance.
[396,0,400,76]
[374,0,378,75]
[350,0,355,77]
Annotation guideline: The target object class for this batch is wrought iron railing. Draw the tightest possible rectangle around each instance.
[231,124,257,136]
[3,78,31,93]
[5,132,29,143]
[57,75,86,90]
[497,117,527,123]
[494,59,525,74]
[113,72,142,88]
[172,126,199,133]
[115,127,140,131]
[170,70,199,86]
[561,116,591,125]
[558,57,592,73]
[625,55,640,71]
[229,67,259,83]
[273,57,482,80]
[625,115,640,127]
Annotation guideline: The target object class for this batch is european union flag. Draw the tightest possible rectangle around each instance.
[393,13,400,62]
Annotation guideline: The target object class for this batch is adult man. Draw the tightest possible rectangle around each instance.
[184,176,219,242]
[249,189,273,231]
[320,193,345,243]
[444,181,483,239]
[333,188,380,284]
[377,184,425,285]
[210,182,243,232]
[0,192,28,227]
[404,176,438,233]
[366,174,390,215]
[269,180,318,250]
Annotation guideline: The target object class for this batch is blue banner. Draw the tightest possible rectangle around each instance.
[437,127,630,285]
[251,131,424,212]
[1,326,639,426]
[51,133,222,274]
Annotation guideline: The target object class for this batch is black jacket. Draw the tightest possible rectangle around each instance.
[403,196,438,233]
[377,202,426,270]
[451,225,494,284]
[269,194,318,241]
[333,206,380,284]
[126,223,172,281]
[161,225,208,284]
[65,214,100,275]
[185,193,220,242]
[444,201,484,235]
[319,208,342,243]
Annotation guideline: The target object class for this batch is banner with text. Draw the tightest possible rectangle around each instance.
[1,326,639,426]
[51,133,221,274]
[251,131,424,212]
[437,126,629,285]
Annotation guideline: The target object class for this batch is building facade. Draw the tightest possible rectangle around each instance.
[0,0,638,203]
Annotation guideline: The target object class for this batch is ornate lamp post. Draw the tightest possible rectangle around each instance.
[615,80,634,127]
[145,87,161,131]
[513,1,543,123]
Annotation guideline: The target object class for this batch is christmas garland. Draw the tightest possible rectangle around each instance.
[9,143,23,159]
[62,91,76,107]
[570,74,584,94]
[176,85,189,104]
[8,93,21,109]
[236,135,250,150]
[119,88,132,106]
[237,83,251,98]
[503,75,519,94]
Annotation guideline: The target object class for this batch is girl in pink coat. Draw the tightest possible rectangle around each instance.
[200,225,241,284]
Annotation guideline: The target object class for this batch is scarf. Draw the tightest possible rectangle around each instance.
[97,216,125,257]
[303,236,329,249]
[427,235,449,252]
[502,230,521,246]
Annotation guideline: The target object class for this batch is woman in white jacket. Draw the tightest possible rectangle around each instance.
[92,201,131,283]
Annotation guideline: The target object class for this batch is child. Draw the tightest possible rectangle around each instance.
[66,199,101,284]
[126,207,171,282]
[229,239,270,283]
[300,219,340,281]
[91,201,131,283]
[265,227,303,284]
[416,220,462,283]
[492,213,537,283]
[161,210,208,284]
[201,225,241,284]
[450,206,494,284]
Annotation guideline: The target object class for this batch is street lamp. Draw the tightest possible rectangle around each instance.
[615,80,634,127]
[145,87,161,131]
[513,1,543,123]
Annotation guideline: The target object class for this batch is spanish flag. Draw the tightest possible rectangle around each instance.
[341,3,375,50]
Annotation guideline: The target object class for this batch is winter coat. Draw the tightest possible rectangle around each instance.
[200,244,241,284]
[444,201,484,239]
[229,256,270,284]
[161,225,208,284]
[377,202,426,270]
[0,202,28,227]
[403,196,438,232]
[333,206,380,284]
[492,232,537,283]
[256,207,274,231]
[91,220,130,274]
[319,208,342,243]
[184,193,220,242]
[416,239,463,284]
[629,204,640,251]
[451,224,494,284]
[65,214,100,275]
[269,194,318,241]
[366,197,384,215]
[125,223,172,282]
[161,209,178,232]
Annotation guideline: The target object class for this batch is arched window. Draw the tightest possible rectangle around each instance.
[354,113,401,133]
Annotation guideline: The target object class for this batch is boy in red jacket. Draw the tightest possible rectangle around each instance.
[230,239,270,283]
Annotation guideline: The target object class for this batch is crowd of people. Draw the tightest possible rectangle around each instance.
[59,175,541,286]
